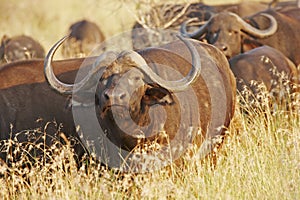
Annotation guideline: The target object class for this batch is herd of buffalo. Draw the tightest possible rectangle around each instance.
[0,0,299,171]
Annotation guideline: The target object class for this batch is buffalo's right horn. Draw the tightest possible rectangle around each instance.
[124,35,201,92]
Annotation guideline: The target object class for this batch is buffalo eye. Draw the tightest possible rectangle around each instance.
[128,75,143,86]
[207,31,218,43]
[132,75,142,82]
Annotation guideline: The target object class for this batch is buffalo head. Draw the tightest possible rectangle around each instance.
[0,34,45,64]
[62,19,105,58]
[44,35,201,151]
[180,11,277,58]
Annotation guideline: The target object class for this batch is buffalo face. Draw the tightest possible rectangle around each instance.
[95,56,175,150]
[0,35,45,64]
[204,13,244,58]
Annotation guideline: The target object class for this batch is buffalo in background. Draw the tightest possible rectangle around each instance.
[0,34,45,65]
[229,45,299,98]
[180,3,300,112]
[61,19,105,58]
[180,7,300,65]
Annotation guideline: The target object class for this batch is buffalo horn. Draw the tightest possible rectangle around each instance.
[239,13,278,38]
[180,12,213,39]
[124,35,201,92]
[181,12,277,39]
[44,36,117,94]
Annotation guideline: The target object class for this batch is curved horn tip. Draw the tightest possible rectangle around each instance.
[179,18,200,38]
[240,13,278,38]
[44,35,74,94]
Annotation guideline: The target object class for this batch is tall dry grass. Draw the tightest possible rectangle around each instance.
[1,79,299,199]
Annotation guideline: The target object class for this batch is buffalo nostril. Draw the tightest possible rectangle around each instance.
[104,90,110,100]
[103,89,127,102]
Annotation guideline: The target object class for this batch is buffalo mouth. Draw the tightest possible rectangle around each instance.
[98,104,147,151]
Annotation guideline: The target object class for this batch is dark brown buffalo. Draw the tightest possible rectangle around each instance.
[61,19,105,58]
[45,36,236,169]
[0,36,236,170]
[181,8,300,65]
[0,57,97,164]
[131,2,268,50]
[229,45,299,98]
[0,35,45,65]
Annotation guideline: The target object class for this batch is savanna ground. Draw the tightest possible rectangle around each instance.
[0,0,300,199]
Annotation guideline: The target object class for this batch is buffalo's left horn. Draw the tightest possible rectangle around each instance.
[124,35,201,92]
[44,36,117,94]
[180,18,210,39]
[180,12,213,39]
[237,13,278,38]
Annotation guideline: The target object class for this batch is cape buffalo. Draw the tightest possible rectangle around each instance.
[0,35,236,171]
[180,8,300,65]
[0,35,45,65]
[61,19,105,58]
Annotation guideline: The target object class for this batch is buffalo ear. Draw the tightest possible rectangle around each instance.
[143,84,174,106]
